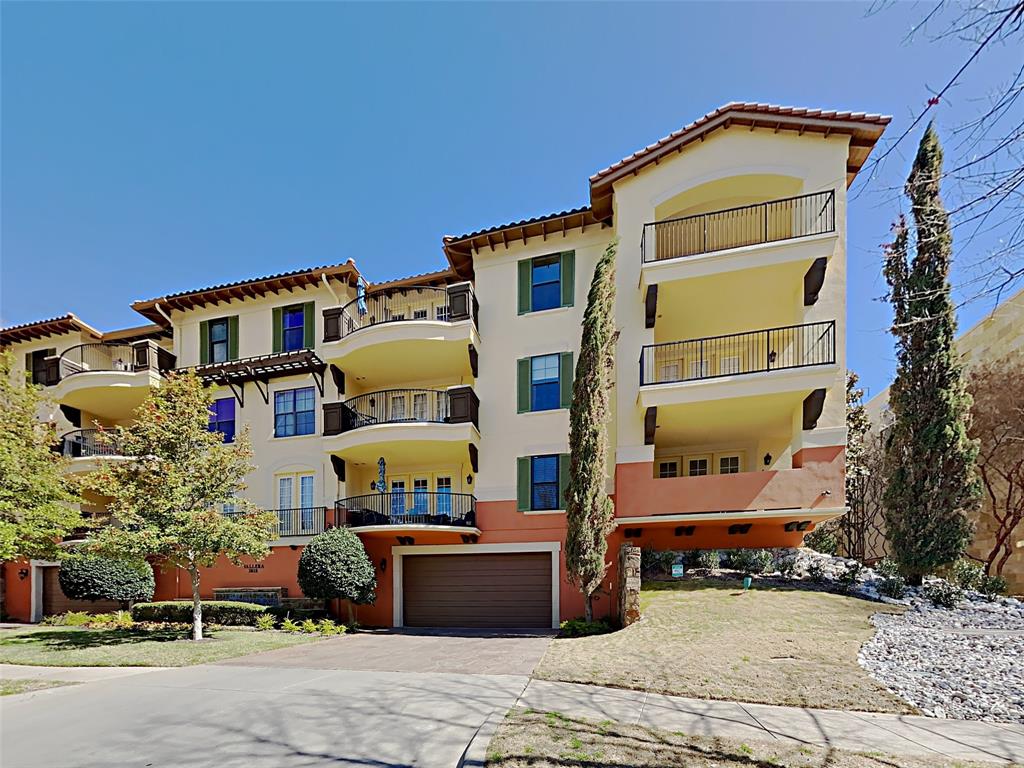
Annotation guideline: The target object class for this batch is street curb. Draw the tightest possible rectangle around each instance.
[457,707,505,767]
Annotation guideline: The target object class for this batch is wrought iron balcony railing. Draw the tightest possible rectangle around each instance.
[225,507,328,538]
[323,386,479,435]
[60,429,121,458]
[334,492,477,528]
[641,190,835,263]
[43,341,176,386]
[640,321,836,386]
[322,283,478,342]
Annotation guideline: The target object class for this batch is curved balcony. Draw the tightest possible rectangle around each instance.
[335,492,478,536]
[321,284,479,386]
[46,341,176,420]
[323,387,479,465]
[58,429,126,473]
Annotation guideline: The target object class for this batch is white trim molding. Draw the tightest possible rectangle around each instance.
[615,506,847,526]
[29,560,60,623]
[390,540,561,629]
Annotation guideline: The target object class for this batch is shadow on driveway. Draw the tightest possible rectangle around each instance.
[215,627,556,676]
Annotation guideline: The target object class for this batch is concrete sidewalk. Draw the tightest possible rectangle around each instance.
[518,679,1024,765]
[1,662,167,683]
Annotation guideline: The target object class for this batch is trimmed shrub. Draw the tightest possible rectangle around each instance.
[874,558,900,578]
[131,600,266,626]
[804,524,838,556]
[255,614,276,631]
[837,561,863,593]
[923,579,963,609]
[297,528,376,622]
[978,574,1007,599]
[691,550,720,570]
[559,617,614,637]
[727,549,774,575]
[776,552,798,578]
[877,574,908,599]
[58,556,154,608]
[948,558,984,590]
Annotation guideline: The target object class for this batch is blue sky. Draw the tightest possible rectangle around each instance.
[1,2,1019,399]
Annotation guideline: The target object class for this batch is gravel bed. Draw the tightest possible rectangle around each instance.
[781,548,1024,723]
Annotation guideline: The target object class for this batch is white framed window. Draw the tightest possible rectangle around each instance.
[685,455,711,477]
[720,355,741,375]
[390,394,407,421]
[276,472,316,534]
[412,392,428,421]
[657,459,680,478]
[659,362,681,383]
[716,454,742,475]
[221,492,236,517]
[688,360,709,379]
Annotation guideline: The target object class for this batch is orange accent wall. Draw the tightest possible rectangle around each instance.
[2,561,33,622]
[149,501,613,628]
[354,501,614,627]
[153,548,305,602]
[619,521,808,550]
[614,446,845,518]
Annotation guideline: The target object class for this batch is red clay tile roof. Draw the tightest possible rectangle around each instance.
[131,260,361,324]
[369,268,460,291]
[441,102,890,275]
[0,313,103,346]
[442,207,608,280]
[590,102,891,185]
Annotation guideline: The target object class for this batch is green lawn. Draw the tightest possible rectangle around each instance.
[485,709,998,768]
[534,578,910,713]
[0,679,77,696]
[0,626,325,667]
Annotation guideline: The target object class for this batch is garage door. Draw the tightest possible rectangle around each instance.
[42,567,122,616]
[403,553,552,628]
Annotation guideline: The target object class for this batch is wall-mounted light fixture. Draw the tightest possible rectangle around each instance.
[763,453,772,466]
[466,475,473,485]
[379,558,387,572]
[18,568,29,580]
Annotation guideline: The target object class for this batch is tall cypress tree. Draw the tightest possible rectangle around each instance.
[565,239,618,622]
[882,124,979,584]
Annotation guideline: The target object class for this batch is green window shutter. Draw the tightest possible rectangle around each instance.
[517,357,531,413]
[559,351,574,409]
[560,251,575,307]
[517,259,532,315]
[558,453,570,510]
[272,307,283,354]
[517,456,532,512]
[199,321,210,365]
[227,316,239,361]
[302,302,315,349]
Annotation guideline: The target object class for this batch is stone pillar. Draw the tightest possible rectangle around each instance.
[617,542,642,627]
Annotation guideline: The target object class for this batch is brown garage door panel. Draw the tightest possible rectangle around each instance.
[42,567,122,616]
[403,553,552,628]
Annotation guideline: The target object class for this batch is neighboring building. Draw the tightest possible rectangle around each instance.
[1,102,889,627]
[863,287,1024,592]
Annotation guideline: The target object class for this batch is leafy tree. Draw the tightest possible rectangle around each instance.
[297,527,376,624]
[565,239,619,622]
[966,352,1024,578]
[0,349,83,617]
[882,124,980,584]
[58,554,154,609]
[85,372,277,640]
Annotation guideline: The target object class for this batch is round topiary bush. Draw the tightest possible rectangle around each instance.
[58,555,155,608]
[297,527,376,622]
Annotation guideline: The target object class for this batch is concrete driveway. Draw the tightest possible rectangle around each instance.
[0,629,554,768]
[218,628,555,675]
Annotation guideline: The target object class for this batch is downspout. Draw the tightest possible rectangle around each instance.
[154,302,173,326]
[320,273,340,305]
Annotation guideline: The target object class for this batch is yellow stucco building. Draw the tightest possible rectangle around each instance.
[2,102,890,625]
